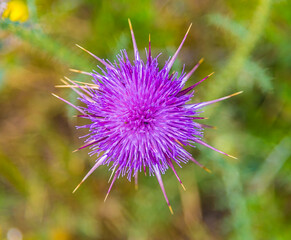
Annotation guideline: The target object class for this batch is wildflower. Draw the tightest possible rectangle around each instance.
[53,20,241,214]
[1,0,28,22]
[0,1,7,18]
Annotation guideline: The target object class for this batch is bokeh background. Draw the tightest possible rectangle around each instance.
[0,0,291,239]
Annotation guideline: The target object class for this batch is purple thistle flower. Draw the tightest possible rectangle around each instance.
[53,20,241,214]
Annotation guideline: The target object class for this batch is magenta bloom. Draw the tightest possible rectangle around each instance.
[53,20,240,213]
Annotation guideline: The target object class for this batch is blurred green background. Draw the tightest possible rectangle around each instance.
[0,0,290,239]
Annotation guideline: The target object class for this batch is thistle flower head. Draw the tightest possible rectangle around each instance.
[54,20,241,213]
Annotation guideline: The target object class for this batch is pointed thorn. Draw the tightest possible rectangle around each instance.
[228,154,238,160]
[181,58,207,85]
[191,116,207,120]
[148,33,152,65]
[76,44,89,53]
[55,85,73,88]
[229,91,243,97]
[189,155,211,173]
[186,23,192,35]
[104,169,119,202]
[153,165,172,214]
[72,181,83,194]
[51,93,86,114]
[167,24,192,72]
[51,93,59,98]
[202,166,212,173]
[167,157,185,191]
[128,18,140,61]
[104,193,109,202]
[69,68,91,76]
[169,205,174,215]
[72,139,105,153]
[128,18,133,30]
[191,90,243,109]
[69,68,81,73]
[208,72,215,77]
[194,139,236,160]
[63,79,96,86]
[108,167,116,183]
[75,44,113,70]
[177,72,214,97]
[175,139,183,146]
[60,78,68,85]
[181,183,186,191]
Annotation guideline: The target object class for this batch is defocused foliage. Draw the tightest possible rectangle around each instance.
[0,0,290,239]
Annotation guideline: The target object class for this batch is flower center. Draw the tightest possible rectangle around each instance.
[124,104,157,131]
